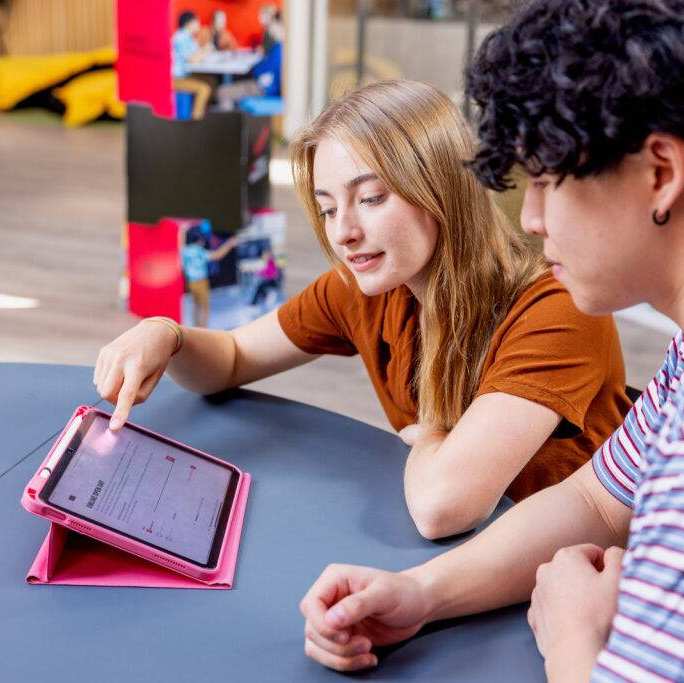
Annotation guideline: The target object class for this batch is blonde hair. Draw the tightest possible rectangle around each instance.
[291,80,546,429]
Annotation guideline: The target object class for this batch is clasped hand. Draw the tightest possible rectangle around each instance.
[528,543,624,678]
[299,564,433,672]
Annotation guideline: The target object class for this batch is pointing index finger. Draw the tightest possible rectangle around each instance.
[109,371,142,430]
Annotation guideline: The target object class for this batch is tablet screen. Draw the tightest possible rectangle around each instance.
[43,412,237,567]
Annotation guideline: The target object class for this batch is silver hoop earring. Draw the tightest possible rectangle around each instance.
[653,209,671,226]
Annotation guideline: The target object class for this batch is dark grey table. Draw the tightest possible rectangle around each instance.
[0,363,544,682]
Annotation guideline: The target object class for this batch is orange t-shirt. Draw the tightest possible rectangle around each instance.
[277,270,631,501]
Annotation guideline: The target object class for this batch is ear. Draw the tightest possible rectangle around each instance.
[641,133,684,217]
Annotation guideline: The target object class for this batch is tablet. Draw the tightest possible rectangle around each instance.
[24,408,241,578]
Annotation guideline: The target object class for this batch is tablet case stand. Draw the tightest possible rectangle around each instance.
[24,407,251,590]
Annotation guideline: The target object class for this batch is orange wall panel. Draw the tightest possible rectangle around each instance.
[171,0,282,48]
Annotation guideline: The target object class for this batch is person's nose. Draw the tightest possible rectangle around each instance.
[330,205,363,247]
[520,186,547,238]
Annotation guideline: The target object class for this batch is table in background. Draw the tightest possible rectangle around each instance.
[0,363,544,682]
[191,49,261,76]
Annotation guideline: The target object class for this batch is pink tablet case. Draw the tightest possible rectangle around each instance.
[24,407,251,590]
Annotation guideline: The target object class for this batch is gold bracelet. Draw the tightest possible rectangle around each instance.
[142,316,184,355]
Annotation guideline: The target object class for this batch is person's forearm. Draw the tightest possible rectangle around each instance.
[404,435,496,538]
[166,326,237,395]
[405,470,629,621]
[404,434,440,512]
[188,48,208,64]
[544,636,602,683]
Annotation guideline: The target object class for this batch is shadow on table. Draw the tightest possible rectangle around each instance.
[203,387,515,555]
[318,604,537,680]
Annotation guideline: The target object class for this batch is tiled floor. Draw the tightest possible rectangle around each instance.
[0,112,674,432]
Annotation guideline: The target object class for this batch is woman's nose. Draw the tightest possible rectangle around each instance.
[331,207,362,246]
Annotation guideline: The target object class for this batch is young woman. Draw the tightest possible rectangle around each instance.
[95,79,630,539]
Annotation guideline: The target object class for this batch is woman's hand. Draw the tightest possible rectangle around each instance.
[94,320,179,430]
[300,564,432,672]
[398,423,445,446]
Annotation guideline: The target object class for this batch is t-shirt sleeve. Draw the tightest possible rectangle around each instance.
[277,269,358,357]
[592,332,682,508]
[591,426,684,680]
[476,285,619,432]
[591,401,644,509]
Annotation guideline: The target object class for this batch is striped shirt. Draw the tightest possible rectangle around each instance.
[591,331,684,682]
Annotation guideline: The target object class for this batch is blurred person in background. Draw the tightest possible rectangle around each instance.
[215,12,283,109]
[211,9,238,51]
[172,10,211,119]
[259,4,281,56]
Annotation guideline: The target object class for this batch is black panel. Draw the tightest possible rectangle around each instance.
[245,115,272,210]
[126,104,247,234]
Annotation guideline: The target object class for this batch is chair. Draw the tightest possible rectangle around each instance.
[626,385,642,403]
[237,96,284,117]
[175,91,194,120]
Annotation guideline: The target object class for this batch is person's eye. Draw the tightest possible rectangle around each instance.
[319,207,336,219]
[360,193,386,206]
[532,180,549,190]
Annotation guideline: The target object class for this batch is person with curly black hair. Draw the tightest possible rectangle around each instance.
[467,0,684,194]
[299,1,684,680]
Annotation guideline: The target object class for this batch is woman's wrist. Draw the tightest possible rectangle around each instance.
[141,316,184,355]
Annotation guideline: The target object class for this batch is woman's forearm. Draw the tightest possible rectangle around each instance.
[404,393,564,539]
[404,434,500,538]
[165,311,316,396]
[166,326,238,395]
[404,432,488,539]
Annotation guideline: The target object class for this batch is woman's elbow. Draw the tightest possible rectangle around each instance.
[409,496,494,540]
[412,511,456,540]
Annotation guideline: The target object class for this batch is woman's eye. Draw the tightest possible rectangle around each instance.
[319,207,336,219]
[532,180,549,190]
[360,194,385,206]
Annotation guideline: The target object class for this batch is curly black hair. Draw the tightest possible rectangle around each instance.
[466,0,684,191]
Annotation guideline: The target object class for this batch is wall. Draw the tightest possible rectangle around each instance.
[3,0,282,55]
[327,15,496,101]
[171,0,282,48]
[5,0,114,54]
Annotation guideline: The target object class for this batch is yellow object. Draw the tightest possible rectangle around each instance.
[53,69,125,127]
[0,46,116,111]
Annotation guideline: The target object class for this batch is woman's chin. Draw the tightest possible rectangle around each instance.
[353,273,396,297]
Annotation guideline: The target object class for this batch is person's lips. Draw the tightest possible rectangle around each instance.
[347,252,384,272]
[548,261,564,278]
[545,254,564,278]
